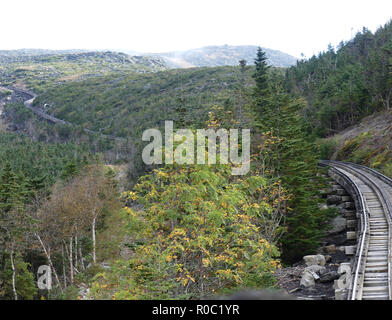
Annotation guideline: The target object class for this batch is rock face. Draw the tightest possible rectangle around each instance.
[303,254,326,266]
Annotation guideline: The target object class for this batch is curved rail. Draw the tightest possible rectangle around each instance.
[320,161,369,299]
[319,160,392,300]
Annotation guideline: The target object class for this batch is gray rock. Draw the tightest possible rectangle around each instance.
[335,288,348,300]
[336,189,349,196]
[332,185,341,192]
[303,254,326,266]
[305,265,326,275]
[340,208,355,217]
[345,245,357,255]
[305,264,325,273]
[327,195,342,205]
[300,271,315,287]
[320,271,339,283]
[328,216,347,234]
[338,202,355,210]
[347,231,357,240]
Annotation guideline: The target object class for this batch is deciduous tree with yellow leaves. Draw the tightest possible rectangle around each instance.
[90,163,281,299]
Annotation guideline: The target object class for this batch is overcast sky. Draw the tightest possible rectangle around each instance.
[1,0,392,58]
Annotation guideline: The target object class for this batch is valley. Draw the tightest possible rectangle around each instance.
[0,18,392,302]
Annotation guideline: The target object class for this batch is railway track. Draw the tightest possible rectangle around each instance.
[4,86,126,142]
[319,160,392,300]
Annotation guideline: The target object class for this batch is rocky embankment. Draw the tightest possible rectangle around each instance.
[276,171,358,300]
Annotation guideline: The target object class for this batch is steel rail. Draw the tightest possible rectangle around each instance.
[319,160,392,299]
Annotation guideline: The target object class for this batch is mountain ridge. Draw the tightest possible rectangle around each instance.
[141,45,298,68]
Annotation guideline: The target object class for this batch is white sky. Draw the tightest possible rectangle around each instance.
[1,0,392,58]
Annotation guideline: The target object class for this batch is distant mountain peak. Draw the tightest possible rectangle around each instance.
[141,45,297,68]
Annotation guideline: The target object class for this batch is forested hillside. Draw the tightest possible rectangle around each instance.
[34,66,254,137]
[28,66,256,178]
[285,20,392,137]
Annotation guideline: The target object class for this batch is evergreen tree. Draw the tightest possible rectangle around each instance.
[252,47,271,114]
[0,163,36,300]
[61,160,78,181]
[250,59,334,263]
[0,163,24,214]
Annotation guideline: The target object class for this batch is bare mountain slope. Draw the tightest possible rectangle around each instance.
[143,45,298,68]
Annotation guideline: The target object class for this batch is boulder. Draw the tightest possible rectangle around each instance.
[305,265,326,276]
[328,216,346,234]
[303,254,326,266]
[300,271,315,287]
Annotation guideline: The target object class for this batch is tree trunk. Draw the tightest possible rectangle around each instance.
[74,236,78,269]
[79,244,84,271]
[62,243,67,289]
[92,217,97,264]
[10,244,18,300]
[69,236,74,284]
[386,88,392,109]
[36,233,62,292]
